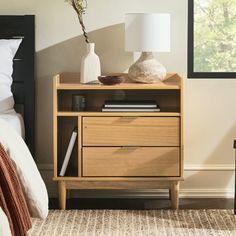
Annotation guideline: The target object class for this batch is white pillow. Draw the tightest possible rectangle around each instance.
[0,118,49,219]
[0,39,22,113]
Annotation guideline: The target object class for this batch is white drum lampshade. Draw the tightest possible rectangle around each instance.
[125,13,170,83]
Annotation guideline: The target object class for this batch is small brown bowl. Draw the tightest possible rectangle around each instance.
[98,75,124,85]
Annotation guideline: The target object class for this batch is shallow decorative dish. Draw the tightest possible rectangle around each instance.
[98,75,125,85]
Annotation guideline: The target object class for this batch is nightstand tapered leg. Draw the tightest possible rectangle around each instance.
[171,181,179,209]
[58,181,66,210]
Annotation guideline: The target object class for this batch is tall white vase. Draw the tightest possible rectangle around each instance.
[80,43,101,83]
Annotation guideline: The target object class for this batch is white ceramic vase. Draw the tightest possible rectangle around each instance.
[80,43,101,83]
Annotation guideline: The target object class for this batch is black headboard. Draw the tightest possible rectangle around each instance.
[0,15,35,156]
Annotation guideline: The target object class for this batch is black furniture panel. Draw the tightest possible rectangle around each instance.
[0,15,35,157]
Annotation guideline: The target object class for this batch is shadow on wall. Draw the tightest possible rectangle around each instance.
[35,23,133,163]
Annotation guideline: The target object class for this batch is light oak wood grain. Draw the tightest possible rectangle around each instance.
[57,111,181,117]
[180,75,184,178]
[83,117,180,147]
[53,176,184,181]
[78,117,82,177]
[53,75,59,178]
[170,181,180,210]
[56,73,181,90]
[53,73,184,210]
[66,180,173,190]
[58,181,66,210]
[83,147,180,177]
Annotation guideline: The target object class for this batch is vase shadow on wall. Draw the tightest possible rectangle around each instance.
[35,23,133,164]
[37,23,132,77]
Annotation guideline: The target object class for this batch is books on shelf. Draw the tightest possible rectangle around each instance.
[102,107,160,112]
[59,127,77,176]
[104,100,158,108]
[102,100,160,112]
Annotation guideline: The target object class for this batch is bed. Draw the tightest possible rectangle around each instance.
[0,110,25,138]
[0,15,35,155]
[0,15,48,236]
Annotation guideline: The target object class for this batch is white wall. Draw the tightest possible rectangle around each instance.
[1,0,235,198]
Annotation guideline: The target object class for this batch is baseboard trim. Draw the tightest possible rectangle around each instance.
[184,164,234,171]
[72,189,234,198]
[179,188,234,198]
[47,188,234,199]
[37,163,234,198]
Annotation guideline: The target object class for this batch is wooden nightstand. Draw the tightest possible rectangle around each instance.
[53,73,184,210]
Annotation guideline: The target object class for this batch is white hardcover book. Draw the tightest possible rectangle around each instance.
[102,108,160,112]
[104,104,157,108]
[59,129,77,176]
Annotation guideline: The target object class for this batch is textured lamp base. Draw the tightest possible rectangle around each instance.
[128,52,167,83]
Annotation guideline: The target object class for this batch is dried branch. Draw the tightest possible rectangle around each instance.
[66,0,90,43]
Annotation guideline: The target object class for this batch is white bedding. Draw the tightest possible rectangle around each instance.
[0,110,25,139]
[0,118,48,219]
[0,207,11,236]
[0,39,22,114]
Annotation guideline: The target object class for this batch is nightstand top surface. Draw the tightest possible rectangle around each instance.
[54,73,182,90]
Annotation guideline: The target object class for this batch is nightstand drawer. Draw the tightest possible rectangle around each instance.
[83,147,180,177]
[83,117,180,146]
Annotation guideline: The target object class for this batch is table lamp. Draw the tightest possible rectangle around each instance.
[125,13,170,83]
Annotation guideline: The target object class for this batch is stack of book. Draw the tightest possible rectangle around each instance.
[102,100,160,112]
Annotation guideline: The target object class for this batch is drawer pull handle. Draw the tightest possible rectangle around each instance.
[121,146,140,149]
[121,117,139,119]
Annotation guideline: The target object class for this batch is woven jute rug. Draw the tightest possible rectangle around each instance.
[28,209,236,236]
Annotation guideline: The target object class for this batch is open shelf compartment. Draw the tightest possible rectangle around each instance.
[57,116,79,177]
[57,89,181,113]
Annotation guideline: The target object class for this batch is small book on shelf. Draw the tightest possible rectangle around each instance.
[102,100,160,112]
[59,127,78,176]
[104,100,158,108]
[102,106,160,112]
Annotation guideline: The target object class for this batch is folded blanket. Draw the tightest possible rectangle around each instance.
[0,143,32,236]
